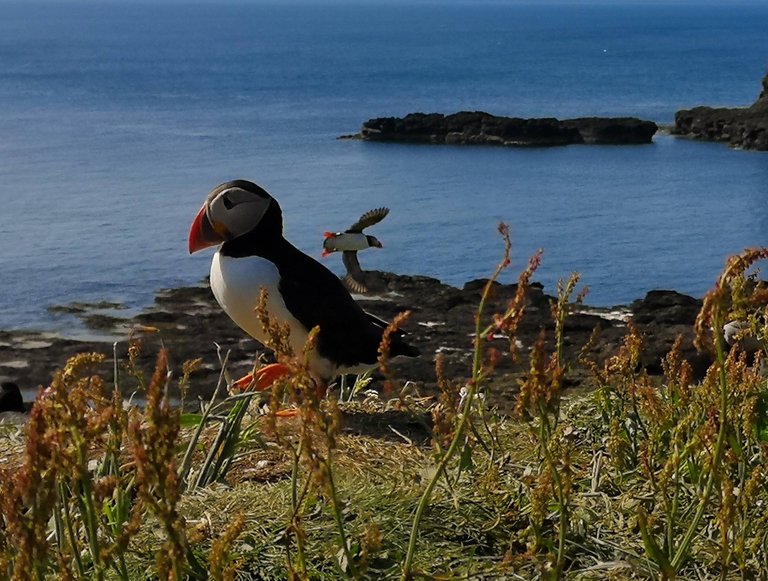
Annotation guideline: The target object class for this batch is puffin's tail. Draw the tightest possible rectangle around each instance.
[390,333,420,359]
[365,311,420,359]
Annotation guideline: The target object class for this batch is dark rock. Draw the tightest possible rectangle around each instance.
[630,290,708,379]
[631,290,701,326]
[48,301,126,314]
[135,310,180,324]
[758,73,768,107]
[673,72,768,151]
[0,275,715,413]
[564,117,659,145]
[83,314,127,330]
[357,111,657,147]
[462,278,549,310]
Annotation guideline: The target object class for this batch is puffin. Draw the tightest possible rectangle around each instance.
[188,180,418,395]
[723,320,760,352]
[322,207,389,294]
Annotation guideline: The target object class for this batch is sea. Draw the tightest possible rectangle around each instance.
[1,1,767,333]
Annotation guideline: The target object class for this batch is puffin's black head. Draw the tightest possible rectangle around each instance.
[188,180,282,253]
[365,235,383,249]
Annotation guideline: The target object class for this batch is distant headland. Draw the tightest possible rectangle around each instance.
[673,71,768,151]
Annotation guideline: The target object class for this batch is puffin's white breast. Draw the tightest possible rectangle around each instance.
[210,252,309,352]
[210,251,376,380]
[325,232,369,252]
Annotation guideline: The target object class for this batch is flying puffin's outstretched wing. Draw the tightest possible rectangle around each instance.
[347,207,389,233]
[342,250,368,293]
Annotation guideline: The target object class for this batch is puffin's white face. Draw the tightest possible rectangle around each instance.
[189,181,274,253]
[206,185,272,240]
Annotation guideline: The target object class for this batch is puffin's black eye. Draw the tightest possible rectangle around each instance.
[222,194,235,210]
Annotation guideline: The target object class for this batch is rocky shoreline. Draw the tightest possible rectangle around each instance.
[0,272,711,413]
[345,111,658,146]
[673,72,768,151]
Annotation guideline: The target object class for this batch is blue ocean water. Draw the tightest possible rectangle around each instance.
[0,1,767,331]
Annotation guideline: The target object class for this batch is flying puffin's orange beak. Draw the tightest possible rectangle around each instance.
[188,205,225,254]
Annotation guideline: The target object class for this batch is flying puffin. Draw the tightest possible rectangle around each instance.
[322,207,389,294]
[188,180,418,395]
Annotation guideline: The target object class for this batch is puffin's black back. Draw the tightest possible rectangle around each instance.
[220,199,418,369]
[270,239,419,367]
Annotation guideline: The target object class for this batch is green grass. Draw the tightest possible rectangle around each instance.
[0,236,767,580]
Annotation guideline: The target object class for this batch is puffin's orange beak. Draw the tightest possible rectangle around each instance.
[188,205,225,254]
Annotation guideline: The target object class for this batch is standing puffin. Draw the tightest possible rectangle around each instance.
[188,180,418,393]
[322,207,389,294]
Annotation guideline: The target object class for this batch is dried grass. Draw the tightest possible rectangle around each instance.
[0,243,766,580]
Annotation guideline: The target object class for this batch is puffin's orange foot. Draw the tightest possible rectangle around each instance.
[232,363,291,393]
[315,382,328,400]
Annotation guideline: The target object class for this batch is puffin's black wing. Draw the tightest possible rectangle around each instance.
[347,207,389,233]
[271,241,401,368]
[341,251,368,294]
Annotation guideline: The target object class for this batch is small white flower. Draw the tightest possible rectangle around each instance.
[458,386,484,408]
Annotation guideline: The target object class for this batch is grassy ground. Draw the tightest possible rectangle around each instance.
[1,239,767,580]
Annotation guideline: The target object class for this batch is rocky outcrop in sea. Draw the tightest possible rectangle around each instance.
[673,72,768,151]
[347,111,658,146]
